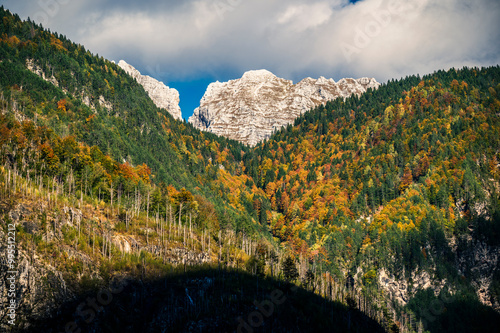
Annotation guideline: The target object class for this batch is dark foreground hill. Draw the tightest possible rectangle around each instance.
[20,268,385,333]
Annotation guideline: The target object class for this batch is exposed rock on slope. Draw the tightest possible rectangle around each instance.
[188,70,380,146]
[118,60,182,120]
[26,58,59,88]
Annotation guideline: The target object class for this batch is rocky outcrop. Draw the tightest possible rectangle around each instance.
[140,245,211,266]
[26,59,115,113]
[118,60,182,120]
[378,268,448,306]
[456,239,500,311]
[0,203,72,331]
[188,70,379,146]
[26,59,59,87]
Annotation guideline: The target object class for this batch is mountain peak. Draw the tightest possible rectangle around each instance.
[118,60,182,120]
[188,71,380,146]
[241,69,278,81]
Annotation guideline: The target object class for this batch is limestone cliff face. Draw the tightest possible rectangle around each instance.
[188,70,380,146]
[118,60,182,120]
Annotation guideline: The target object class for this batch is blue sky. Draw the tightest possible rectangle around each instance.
[2,0,500,119]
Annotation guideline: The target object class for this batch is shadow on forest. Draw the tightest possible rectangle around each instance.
[20,267,385,333]
[406,287,500,333]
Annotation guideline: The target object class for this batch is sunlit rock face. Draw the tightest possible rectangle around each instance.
[118,60,182,120]
[189,69,379,146]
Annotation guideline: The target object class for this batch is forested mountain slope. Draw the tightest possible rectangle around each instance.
[243,66,500,330]
[0,7,268,235]
[245,66,500,251]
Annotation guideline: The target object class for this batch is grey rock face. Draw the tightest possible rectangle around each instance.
[118,60,182,120]
[188,70,380,146]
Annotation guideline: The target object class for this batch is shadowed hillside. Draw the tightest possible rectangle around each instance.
[22,268,385,333]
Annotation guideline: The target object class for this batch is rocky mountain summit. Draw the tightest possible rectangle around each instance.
[118,60,182,120]
[188,70,380,146]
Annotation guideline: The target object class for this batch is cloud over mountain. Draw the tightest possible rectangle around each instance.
[4,0,499,83]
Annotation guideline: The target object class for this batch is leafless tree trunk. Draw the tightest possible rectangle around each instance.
[109,180,114,216]
[178,202,183,238]
[189,212,192,248]
[146,189,150,220]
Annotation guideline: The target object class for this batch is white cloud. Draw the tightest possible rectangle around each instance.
[2,0,499,84]
[277,3,334,32]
